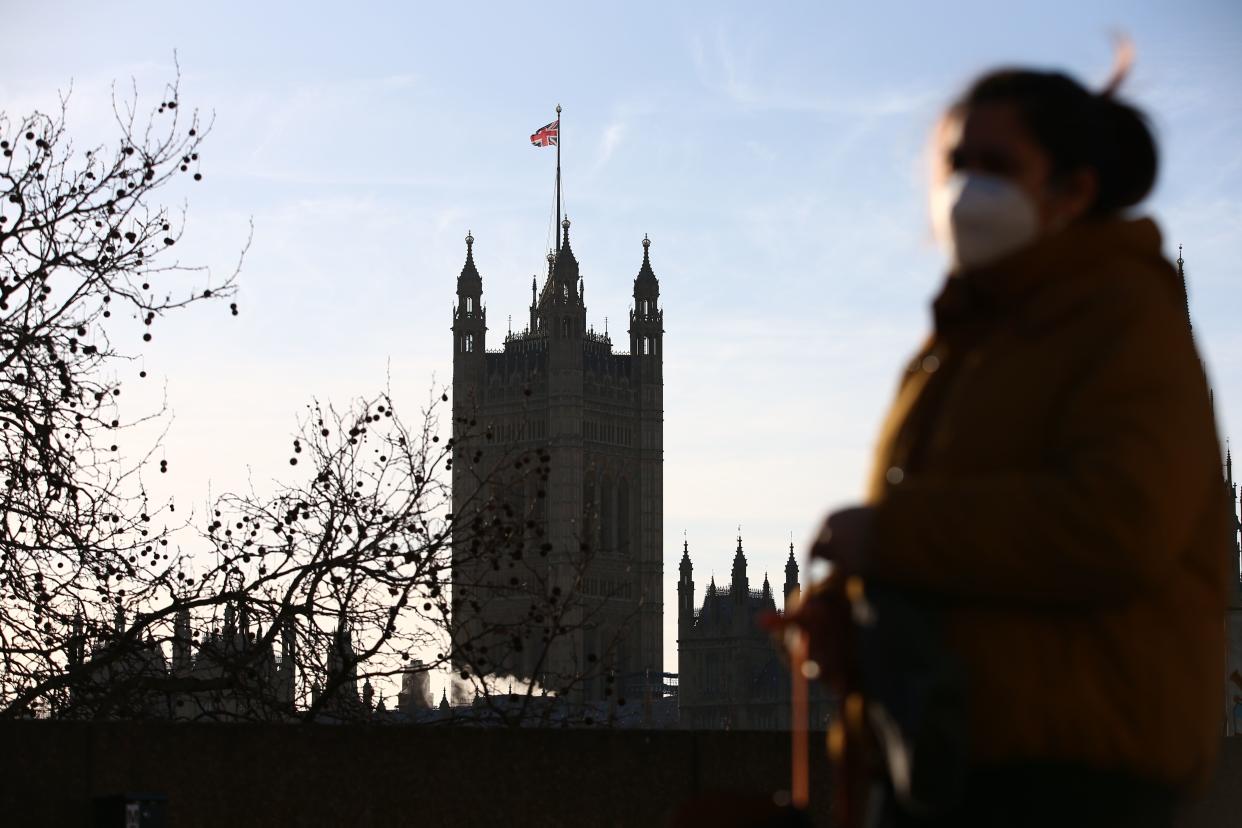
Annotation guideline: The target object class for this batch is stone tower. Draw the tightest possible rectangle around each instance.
[450,221,665,701]
[678,539,694,643]
[784,543,800,610]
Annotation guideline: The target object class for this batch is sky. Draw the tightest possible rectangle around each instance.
[2,0,1241,681]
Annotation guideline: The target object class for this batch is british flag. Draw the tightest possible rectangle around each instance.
[530,119,559,147]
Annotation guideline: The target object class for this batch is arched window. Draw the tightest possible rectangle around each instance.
[600,474,614,553]
[465,296,473,313]
[583,475,597,552]
[617,478,630,556]
[464,333,475,353]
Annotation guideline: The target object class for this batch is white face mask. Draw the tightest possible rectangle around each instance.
[931,172,1039,271]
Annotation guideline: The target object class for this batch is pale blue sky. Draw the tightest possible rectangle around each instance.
[3,1,1240,677]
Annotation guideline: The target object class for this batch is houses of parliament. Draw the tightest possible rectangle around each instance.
[448,212,811,726]
[448,212,1242,733]
[450,216,667,704]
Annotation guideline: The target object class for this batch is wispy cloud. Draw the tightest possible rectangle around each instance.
[690,23,940,118]
[596,120,627,170]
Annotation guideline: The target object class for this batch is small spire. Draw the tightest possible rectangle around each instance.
[459,230,481,284]
[1176,243,1192,333]
[636,234,657,282]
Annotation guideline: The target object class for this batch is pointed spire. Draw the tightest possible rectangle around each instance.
[731,531,748,598]
[463,230,477,272]
[785,537,801,609]
[555,216,579,275]
[637,234,657,282]
[457,230,482,298]
[1177,243,1193,333]
[761,572,772,600]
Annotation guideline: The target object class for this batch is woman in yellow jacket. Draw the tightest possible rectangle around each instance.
[806,65,1232,826]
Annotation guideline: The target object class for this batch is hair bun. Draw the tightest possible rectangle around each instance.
[1090,94,1157,213]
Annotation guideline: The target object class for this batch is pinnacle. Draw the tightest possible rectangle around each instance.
[636,233,657,282]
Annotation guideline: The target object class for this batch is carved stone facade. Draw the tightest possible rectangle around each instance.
[677,537,831,730]
[450,221,664,701]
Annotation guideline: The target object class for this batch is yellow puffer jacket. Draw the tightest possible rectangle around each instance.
[863,216,1231,791]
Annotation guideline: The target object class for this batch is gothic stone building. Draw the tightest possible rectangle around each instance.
[450,219,664,701]
[677,536,832,730]
[1222,451,1242,735]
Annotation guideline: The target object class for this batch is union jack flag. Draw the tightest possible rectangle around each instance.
[530,119,559,147]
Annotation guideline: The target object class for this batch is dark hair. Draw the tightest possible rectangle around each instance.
[951,69,1158,216]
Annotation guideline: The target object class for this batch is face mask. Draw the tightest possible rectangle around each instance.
[932,172,1039,271]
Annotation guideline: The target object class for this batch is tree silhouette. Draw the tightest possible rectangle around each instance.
[0,71,630,725]
[0,69,238,718]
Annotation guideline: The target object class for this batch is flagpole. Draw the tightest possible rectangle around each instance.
[555,104,562,249]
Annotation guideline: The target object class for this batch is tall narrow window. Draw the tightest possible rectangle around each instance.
[617,478,630,556]
[464,333,475,353]
[583,475,598,552]
[601,475,614,553]
[465,296,473,313]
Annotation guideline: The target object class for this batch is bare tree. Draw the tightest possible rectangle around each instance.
[182,390,634,727]
[0,70,238,718]
[0,71,635,727]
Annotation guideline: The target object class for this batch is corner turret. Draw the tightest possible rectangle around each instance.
[731,532,748,602]
[678,538,695,639]
[784,542,800,611]
[629,235,663,370]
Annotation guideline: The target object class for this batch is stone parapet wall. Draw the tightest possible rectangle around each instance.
[2,721,1237,826]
